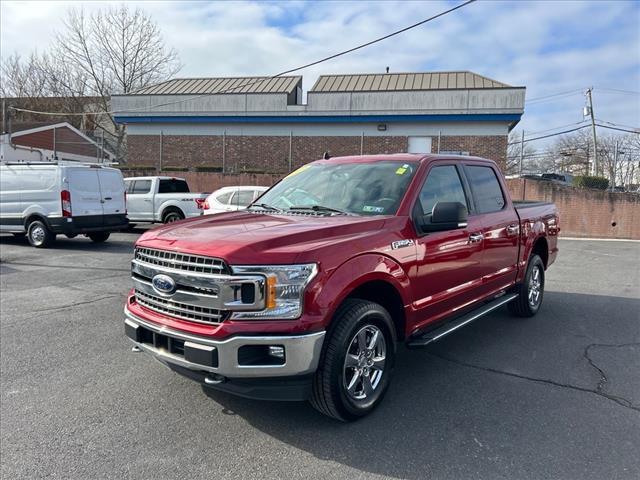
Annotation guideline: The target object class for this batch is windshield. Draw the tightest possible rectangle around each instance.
[255,160,418,216]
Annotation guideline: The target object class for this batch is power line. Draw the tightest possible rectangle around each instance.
[521,120,590,137]
[596,87,640,96]
[595,123,639,134]
[525,89,585,104]
[508,124,592,145]
[9,0,477,118]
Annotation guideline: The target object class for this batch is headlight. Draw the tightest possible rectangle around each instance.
[230,264,317,319]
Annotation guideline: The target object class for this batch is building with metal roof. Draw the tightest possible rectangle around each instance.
[111,71,525,173]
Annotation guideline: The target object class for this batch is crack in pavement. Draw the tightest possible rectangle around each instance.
[583,343,640,408]
[429,344,640,413]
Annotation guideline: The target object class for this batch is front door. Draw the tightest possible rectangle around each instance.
[126,179,153,221]
[411,163,485,331]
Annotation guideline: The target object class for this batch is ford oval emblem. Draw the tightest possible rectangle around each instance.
[152,274,176,295]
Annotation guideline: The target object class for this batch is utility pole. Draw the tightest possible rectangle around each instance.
[519,130,525,175]
[586,88,598,176]
[612,141,620,190]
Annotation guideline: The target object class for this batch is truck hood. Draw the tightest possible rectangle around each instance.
[136,211,391,265]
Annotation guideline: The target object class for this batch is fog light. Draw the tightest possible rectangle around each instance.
[268,345,285,359]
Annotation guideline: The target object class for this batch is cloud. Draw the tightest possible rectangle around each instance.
[2,0,638,146]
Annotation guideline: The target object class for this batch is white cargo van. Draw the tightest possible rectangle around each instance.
[0,162,128,247]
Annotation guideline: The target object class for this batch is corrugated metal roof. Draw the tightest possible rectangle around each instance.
[310,71,512,92]
[131,76,302,95]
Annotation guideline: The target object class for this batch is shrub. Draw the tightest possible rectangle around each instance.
[194,165,223,172]
[573,175,609,190]
[161,166,189,172]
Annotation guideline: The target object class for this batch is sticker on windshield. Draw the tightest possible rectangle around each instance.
[285,164,312,179]
[395,164,410,175]
[363,205,385,213]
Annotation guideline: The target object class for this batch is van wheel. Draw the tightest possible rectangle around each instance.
[310,299,396,422]
[87,232,110,243]
[27,220,55,248]
[162,209,184,223]
[509,254,545,317]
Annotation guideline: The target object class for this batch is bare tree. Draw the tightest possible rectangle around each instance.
[2,5,181,160]
[506,130,538,175]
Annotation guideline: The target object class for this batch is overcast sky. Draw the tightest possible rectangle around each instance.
[1,0,639,144]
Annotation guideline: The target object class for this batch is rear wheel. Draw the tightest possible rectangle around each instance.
[162,209,184,223]
[27,220,55,248]
[310,299,396,422]
[87,232,110,243]
[509,254,545,317]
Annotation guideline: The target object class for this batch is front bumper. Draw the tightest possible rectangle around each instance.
[124,307,325,380]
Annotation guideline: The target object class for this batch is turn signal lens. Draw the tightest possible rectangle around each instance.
[265,275,277,309]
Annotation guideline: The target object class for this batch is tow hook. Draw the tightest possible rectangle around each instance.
[204,374,226,385]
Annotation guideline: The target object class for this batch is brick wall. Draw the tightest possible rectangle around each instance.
[121,172,639,239]
[506,179,640,240]
[126,134,503,172]
[123,169,282,193]
[439,135,507,168]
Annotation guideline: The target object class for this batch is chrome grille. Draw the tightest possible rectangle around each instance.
[135,290,228,325]
[134,247,229,275]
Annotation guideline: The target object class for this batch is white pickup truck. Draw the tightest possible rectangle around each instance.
[124,176,208,224]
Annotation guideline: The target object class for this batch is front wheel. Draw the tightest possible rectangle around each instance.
[509,254,545,317]
[87,232,110,243]
[310,299,396,422]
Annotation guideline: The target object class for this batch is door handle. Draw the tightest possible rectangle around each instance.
[144,199,152,202]
[103,197,112,201]
[506,224,520,236]
[468,233,484,244]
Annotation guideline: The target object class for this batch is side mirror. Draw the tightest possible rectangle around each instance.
[418,201,468,233]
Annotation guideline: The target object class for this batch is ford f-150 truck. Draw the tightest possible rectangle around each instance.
[124,154,559,421]
[123,176,207,224]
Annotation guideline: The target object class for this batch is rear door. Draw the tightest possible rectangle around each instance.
[462,163,520,296]
[67,168,103,218]
[97,169,126,215]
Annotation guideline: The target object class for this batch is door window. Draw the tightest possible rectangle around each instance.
[230,190,255,207]
[158,179,189,193]
[215,191,233,205]
[465,166,505,213]
[418,165,468,215]
[131,180,152,194]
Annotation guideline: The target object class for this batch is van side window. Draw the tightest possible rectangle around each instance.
[465,166,505,213]
[131,180,152,194]
[418,165,468,215]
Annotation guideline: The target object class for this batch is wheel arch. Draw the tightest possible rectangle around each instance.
[316,254,411,341]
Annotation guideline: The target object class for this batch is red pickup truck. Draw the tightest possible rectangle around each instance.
[124,154,559,421]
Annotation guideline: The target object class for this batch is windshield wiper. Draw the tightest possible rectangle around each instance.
[289,205,353,215]
[248,203,283,212]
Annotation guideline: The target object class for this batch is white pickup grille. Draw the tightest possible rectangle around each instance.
[134,247,229,275]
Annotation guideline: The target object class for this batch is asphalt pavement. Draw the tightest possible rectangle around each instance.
[1,231,639,480]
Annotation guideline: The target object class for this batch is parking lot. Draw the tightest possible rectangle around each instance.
[0,232,638,480]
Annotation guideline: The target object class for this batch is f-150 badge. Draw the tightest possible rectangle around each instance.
[391,239,415,250]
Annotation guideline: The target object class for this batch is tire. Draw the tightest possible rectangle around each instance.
[162,209,184,223]
[87,232,110,243]
[310,299,397,422]
[27,220,55,248]
[509,254,545,317]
